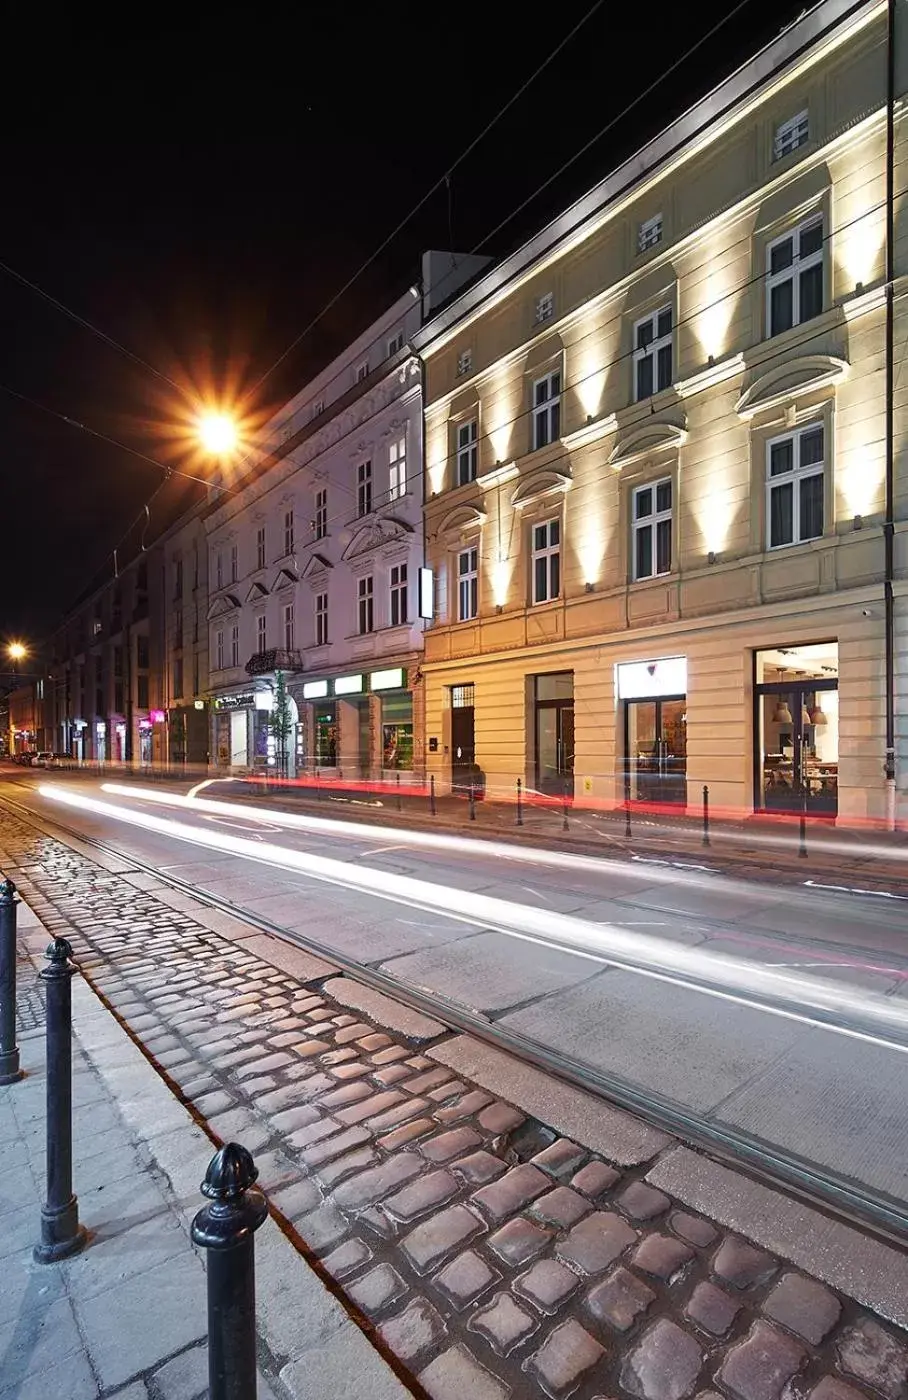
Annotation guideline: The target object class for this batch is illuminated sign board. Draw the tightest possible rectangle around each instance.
[419,567,434,620]
[615,656,687,700]
[214,693,254,711]
[334,674,363,696]
[302,680,328,700]
[194,700,205,710]
[149,709,167,724]
[370,668,405,691]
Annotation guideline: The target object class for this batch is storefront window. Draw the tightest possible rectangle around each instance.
[215,713,230,767]
[382,694,413,769]
[315,703,337,766]
[755,642,838,814]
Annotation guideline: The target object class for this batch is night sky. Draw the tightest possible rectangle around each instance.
[1,0,806,652]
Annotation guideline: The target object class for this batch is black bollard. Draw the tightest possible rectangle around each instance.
[34,938,87,1263]
[192,1143,268,1400]
[315,765,321,801]
[702,785,710,848]
[562,778,569,833]
[799,785,808,859]
[516,777,524,827]
[469,783,476,821]
[0,878,22,1085]
[624,770,632,840]
[429,774,437,817]
[396,771,402,812]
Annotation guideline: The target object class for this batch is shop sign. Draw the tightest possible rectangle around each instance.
[254,690,275,711]
[149,709,167,724]
[334,674,363,696]
[370,668,405,691]
[418,567,434,620]
[302,680,329,700]
[214,693,254,711]
[193,700,205,710]
[616,656,687,700]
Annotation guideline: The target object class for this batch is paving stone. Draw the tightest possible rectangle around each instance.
[358,1205,400,1240]
[531,1138,587,1179]
[334,1022,374,1044]
[469,1291,539,1357]
[762,1272,841,1345]
[150,1341,208,1399]
[192,1090,235,1118]
[434,1250,501,1309]
[257,1084,312,1112]
[372,1046,411,1065]
[435,1089,495,1123]
[300,1125,371,1168]
[408,1068,460,1094]
[472,1164,549,1223]
[347,1263,409,1317]
[556,1211,637,1276]
[379,1298,449,1364]
[428,1079,467,1103]
[526,1319,606,1400]
[571,1161,621,1198]
[418,1344,510,1400]
[684,1281,740,1338]
[670,1213,717,1249]
[407,1056,435,1070]
[530,1186,591,1229]
[586,1266,656,1333]
[292,1073,337,1100]
[287,1117,340,1150]
[269,1030,311,1048]
[401,1205,485,1274]
[384,1169,459,1223]
[620,1318,704,1400]
[318,1081,373,1109]
[332,1153,423,1210]
[632,1234,695,1282]
[712,1237,777,1291]
[271,1105,322,1133]
[320,1048,360,1066]
[452,1150,508,1186]
[718,1321,807,1400]
[239,1075,277,1096]
[515,1259,580,1314]
[478,1102,525,1135]
[373,1065,415,1087]
[291,1039,333,1058]
[487,1217,553,1267]
[336,1090,405,1127]
[618,1182,671,1222]
[331,1014,360,1028]
[367,1097,430,1132]
[298,1202,351,1253]
[357,1032,394,1051]
[377,1118,435,1151]
[835,1319,908,1399]
[808,1381,868,1400]
[315,1146,379,1189]
[422,1126,484,1163]
[329,1063,372,1082]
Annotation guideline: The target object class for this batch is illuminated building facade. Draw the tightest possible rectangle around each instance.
[414,0,908,825]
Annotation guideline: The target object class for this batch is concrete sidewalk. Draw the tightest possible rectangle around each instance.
[1,899,410,1400]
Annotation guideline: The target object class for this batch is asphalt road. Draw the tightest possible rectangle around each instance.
[6,769,908,1215]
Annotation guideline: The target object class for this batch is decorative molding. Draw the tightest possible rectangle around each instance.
[512,469,572,510]
[245,581,269,603]
[300,553,333,580]
[342,517,413,562]
[735,354,849,419]
[206,593,242,620]
[562,412,617,450]
[477,461,519,492]
[608,419,687,470]
[437,504,487,538]
[675,351,745,399]
[270,567,298,591]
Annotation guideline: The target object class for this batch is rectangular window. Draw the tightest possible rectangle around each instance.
[174,558,183,598]
[230,624,239,667]
[457,348,472,377]
[283,602,294,650]
[766,216,823,337]
[229,543,238,582]
[532,519,561,604]
[193,608,199,644]
[774,110,809,161]
[173,658,183,700]
[358,576,374,634]
[136,635,149,669]
[457,420,478,485]
[315,592,328,647]
[389,436,407,501]
[766,423,825,548]
[387,331,404,356]
[312,398,324,419]
[532,372,561,451]
[283,509,295,557]
[193,546,199,590]
[452,683,475,708]
[638,214,663,253]
[137,674,149,709]
[173,611,183,649]
[357,459,373,517]
[256,614,267,653]
[215,629,224,670]
[634,306,673,401]
[632,478,673,580]
[390,563,408,626]
[193,654,199,696]
[314,488,327,539]
[356,361,369,383]
[215,551,223,590]
[457,547,478,621]
[256,526,266,570]
[534,291,554,324]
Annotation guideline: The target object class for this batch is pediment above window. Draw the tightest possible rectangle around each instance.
[245,580,269,603]
[206,593,242,620]
[607,419,687,471]
[300,553,332,580]
[342,516,413,562]
[437,505,487,539]
[735,355,848,420]
[511,469,572,510]
[270,567,298,591]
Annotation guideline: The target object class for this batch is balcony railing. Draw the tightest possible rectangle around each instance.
[244,649,304,676]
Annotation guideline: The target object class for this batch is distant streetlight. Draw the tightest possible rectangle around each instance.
[197,412,239,456]
[7,643,26,663]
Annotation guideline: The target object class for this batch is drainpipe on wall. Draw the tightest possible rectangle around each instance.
[885,0,897,830]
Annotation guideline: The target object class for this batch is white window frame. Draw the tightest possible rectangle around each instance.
[390,563,408,627]
[256,526,266,571]
[534,292,554,325]
[632,477,673,581]
[765,422,825,550]
[766,215,823,338]
[774,110,809,161]
[283,508,295,557]
[230,624,239,668]
[314,488,327,540]
[456,419,478,485]
[215,550,223,591]
[387,331,404,356]
[357,575,374,634]
[283,602,294,650]
[389,436,407,501]
[312,398,325,419]
[357,459,373,517]
[315,592,328,647]
[457,546,478,621]
[638,214,663,253]
[532,371,561,451]
[456,348,472,377]
[356,360,369,383]
[531,518,561,605]
[230,542,238,583]
[215,629,224,670]
[633,306,673,402]
[256,614,267,653]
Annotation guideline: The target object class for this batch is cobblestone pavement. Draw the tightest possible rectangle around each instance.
[15,943,44,1034]
[3,807,908,1400]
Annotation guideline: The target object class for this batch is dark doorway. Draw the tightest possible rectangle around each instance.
[534,672,574,795]
[450,683,476,793]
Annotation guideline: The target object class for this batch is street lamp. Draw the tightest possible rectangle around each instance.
[7,643,26,663]
[197,412,239,456]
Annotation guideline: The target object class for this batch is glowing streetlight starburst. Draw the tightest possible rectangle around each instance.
[7,643,26,661]
[197,412,239,456]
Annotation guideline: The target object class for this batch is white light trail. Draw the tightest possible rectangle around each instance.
[40,782,908,1050]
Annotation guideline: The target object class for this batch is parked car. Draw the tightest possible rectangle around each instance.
[30,751,56,767]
